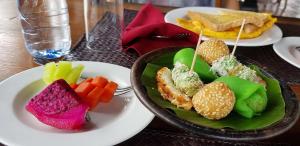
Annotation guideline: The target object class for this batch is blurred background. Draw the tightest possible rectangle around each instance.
[124,0,300,18]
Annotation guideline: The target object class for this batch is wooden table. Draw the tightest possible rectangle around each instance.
[0,0,299,145]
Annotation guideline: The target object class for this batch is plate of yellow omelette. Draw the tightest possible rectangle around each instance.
[165,7,282,47]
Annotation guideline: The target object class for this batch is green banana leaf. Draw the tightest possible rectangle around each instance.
[141,60,285,130]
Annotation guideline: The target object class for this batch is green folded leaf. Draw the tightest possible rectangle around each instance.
[215,76,268,118]
[141,62,285,131]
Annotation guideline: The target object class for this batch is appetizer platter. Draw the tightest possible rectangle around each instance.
[131,37,299,140]
[164,7,282,46]
[0,61,154,146]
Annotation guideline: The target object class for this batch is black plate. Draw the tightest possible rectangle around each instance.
[130,47,300,141]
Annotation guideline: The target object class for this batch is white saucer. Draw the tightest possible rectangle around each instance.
[273,37,300,69]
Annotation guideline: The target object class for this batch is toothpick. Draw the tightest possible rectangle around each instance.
[190,30,203,73]
[230,19,246,59]
[83,0,89,41]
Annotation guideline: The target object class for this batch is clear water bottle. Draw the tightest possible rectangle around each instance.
[17,0,71,61]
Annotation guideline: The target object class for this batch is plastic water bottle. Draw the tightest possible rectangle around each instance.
[18,0,71,60]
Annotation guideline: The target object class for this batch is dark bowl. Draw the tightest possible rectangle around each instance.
[130,47,300,141]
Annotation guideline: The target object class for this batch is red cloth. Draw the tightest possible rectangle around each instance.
[122,3,199,56]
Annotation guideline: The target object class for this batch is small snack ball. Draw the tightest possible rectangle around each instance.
[192,82,235,120]
[197,39,230,65]
[172,62,189,82]
[211,55,239,76]
[172,62,203,97]
[174,71,203,97]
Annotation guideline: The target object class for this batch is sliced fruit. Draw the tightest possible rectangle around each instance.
[70,83,78,89]
[75,82,95,98]
[54,61,72,81]
[79,77,93,85]
[84,87,104,109]
[42,61,85,85]
[72,77,118,109]
[91,76,108,88]
[26,79,89,130]
[99,81,118,103]
[65,64,84,84]
[42,62,56,84]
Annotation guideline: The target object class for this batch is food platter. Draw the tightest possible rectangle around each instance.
[164,7,282,47]
[131,47,299,140]
[0,61,154,146]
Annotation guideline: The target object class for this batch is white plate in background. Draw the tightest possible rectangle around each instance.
[273,37,300,69]
[165,7,282,47]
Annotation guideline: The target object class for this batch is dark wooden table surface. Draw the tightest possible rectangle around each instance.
[0,0,299,145]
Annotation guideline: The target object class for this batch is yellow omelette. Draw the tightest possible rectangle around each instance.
[176,15,277,39]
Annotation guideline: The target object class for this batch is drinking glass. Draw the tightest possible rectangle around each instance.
[17,0,71,64]
[84,0,123,51]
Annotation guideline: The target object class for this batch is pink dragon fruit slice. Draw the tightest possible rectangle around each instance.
[26,79,89,130]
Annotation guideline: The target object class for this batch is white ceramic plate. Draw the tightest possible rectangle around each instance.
[164,7,283,46]
[273,37,300,69]
[0,61,154,146]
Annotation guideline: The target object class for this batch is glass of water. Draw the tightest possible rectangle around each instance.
[17,0,71,64]
[84,0,123,51]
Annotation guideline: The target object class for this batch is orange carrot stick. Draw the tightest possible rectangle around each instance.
[75,82,95,98]
[70,83,78,89]
[78,77,93,85]
[99,81,118,103]
[91,76,108,88]
[85,87,104,109]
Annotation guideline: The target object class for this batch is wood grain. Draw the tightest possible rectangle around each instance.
[0,0,299,145]
[0,1,36,81]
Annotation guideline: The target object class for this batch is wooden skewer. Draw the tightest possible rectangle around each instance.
[190,30,203,73]
[230,19,246,59]
[83,0,89,41]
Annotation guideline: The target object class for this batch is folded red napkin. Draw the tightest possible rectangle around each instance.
[122,3,199,56]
